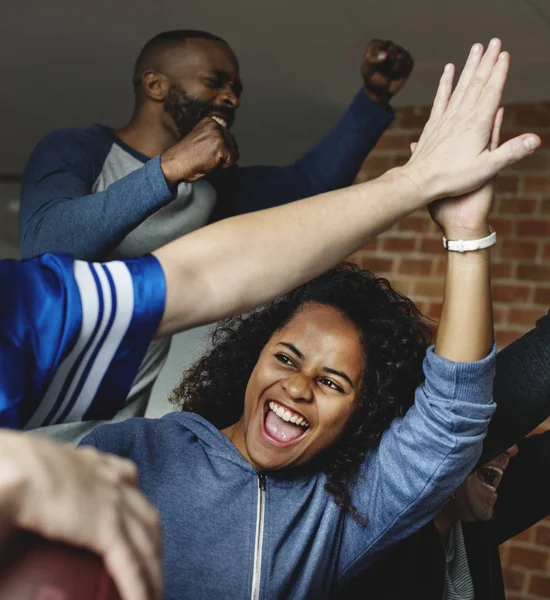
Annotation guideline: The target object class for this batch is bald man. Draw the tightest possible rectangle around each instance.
[19,31,413,442]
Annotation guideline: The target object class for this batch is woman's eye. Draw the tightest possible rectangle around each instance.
[275,353,295,367]
[320,378,344,393]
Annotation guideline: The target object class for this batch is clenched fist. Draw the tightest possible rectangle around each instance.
[160,117,239,188]
[361,39,414,105]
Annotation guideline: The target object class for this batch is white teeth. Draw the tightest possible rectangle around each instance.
[211,116,227,128]
[268,401,309,428]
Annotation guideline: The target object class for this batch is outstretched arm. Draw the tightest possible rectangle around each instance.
[211,41,413,219]
[154,41,538,338]
[337,44,526,581]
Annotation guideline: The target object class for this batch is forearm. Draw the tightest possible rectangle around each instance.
[20,158,174,260]
[214,91,394,219]
[154,167,423,336]
[479,310,550,464]
[435,242,493,361]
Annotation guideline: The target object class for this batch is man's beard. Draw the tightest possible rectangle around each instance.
[164,84,235,139]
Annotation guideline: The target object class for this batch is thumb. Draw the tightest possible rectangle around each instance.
[410,141,418,155]
[489,134,540,171]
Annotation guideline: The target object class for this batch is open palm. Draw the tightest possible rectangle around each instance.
[418,107,503,237]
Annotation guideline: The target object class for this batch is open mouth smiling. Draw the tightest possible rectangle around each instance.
[476,465,504,492]
[261,400,310,447]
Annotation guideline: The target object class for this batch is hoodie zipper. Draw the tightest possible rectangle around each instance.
[251,472,266,600]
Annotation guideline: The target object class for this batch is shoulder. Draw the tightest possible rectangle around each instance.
[26,125,115,171]
[83,414,200,457]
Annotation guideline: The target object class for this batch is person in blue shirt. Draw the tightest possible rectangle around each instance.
[77,40,538,600]
[18,31,414,441]
[0,38,540,600]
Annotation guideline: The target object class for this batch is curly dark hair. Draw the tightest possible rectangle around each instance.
[170,263,433,523]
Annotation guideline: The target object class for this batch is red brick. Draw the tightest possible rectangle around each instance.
[362,257,394,274]
[490,217,514,236]
[435,260,446,277]
[509,307,548,327]
[379,237,417,253]
[534,287,550,305]
[397,218,431,233]
[399,106,431,129]
[512,528,534,543]
[507,151,550,171]
[540,198,550,214]
[517,264,550,282]
[512,103,550,127]
[495,329,524,348]
[399,258,433,276]
[493,306,508,326]
[502,566,526,591]
[530,574,550,597]
[525,177,550,194]
[391,153,411,168]
[389,278,414,295]
[426,302,443,320]
[497,197,538,215]
[361,238,380,252]
[495,175,520,193]
[517,219,550,237]
[375,134,411,150]
[419,237,443,255]
[491,262,513,279]
[492,284,530,303]
[542,243,550,261]
[500,240,538,261]
[508,545,550,570]
[536,524,550,547]
[361,155,394,172]
[413,279,445,298]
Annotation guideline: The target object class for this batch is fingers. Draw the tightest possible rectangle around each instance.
[489,134,540,172]
[117,488,163,600]
[477,51,510,125]
[459,38,503,113]
[410,142,418,154]
[490,107,504,151]
[98,487,163,600]
[103,532,158,600]
[221,130,239,168]
[430,63,455,120]
[447,42,484,111]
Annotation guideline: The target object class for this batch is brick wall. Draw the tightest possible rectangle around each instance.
[351,102,550,598]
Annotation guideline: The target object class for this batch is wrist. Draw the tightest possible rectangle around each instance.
[160,152,185,188]
[385,165,433,210]
[363,86,391,107]
[441,225,491,241]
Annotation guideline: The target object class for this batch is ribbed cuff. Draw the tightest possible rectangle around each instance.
[423,343,497,406]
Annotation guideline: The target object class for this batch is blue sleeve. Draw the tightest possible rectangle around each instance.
[338,345,497,581]
[19,129,175,260]
[0,253,166,430]
[210,91,394,220]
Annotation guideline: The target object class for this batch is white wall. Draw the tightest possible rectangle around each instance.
[145,325,211,418]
